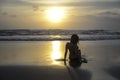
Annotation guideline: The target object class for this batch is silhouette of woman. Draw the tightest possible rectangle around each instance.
[64,34,87,67]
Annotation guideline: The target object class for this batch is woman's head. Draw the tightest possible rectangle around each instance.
[70,34,79,44]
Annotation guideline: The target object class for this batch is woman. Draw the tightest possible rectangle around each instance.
[64,34,87,67]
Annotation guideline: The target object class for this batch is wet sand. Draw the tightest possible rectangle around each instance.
[0,65,92,80]
[0,40,120,80]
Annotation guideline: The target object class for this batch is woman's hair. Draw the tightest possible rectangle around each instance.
[70,34,79,44]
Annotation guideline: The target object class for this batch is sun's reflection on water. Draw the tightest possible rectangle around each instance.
[51,41,62,64]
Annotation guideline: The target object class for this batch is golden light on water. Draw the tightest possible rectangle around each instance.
[51,41,62,64]
[45,7,66,23]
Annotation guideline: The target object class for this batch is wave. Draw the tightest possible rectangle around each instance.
[0,29,120,41]
[0,29,120,36]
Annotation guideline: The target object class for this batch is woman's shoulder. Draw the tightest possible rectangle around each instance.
[66,42,70,47]
[66,42,74,47]
[66,42,71,45]
[66,42,70,44]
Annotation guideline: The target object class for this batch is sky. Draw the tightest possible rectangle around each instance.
[0,0,120,30]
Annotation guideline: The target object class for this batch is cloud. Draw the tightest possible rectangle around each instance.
[0,0,18,4]
[0,10,8,16]
[0,0,30,6]
[99,11,119,16]
[0,11,17,18]
[32,5,39,11]
[0,8,2,12]
[23,0,120,7]
[0,0,5,3]
[1,0,120,7]
[9,14,17,18]
[68,8,120,30]
[96,9,120,18]
[88,9,120,30]
[0,10,9,17]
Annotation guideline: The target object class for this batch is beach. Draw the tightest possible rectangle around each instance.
[0,40,120,80]
[1,0,120,79]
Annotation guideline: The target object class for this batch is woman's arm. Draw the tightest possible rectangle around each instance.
[64,43,68,59]
[64,43,68,65]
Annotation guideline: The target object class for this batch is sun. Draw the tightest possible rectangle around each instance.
[45,7,66,23]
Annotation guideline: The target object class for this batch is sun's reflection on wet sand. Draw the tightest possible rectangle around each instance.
[51,41,62,64]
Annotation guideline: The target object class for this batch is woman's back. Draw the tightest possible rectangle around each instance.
[66,42,81,60]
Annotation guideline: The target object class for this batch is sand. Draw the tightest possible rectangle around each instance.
[0,65,93,80]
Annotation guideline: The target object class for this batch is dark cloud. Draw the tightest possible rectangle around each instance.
[98,11,120,16]
[0,0,30,6]
[0,10,8,16]
[1,12,8,16]
[35,1,120,8]
[67,9,120,30]
[0,11,17,18]
[10,15,17,18]
[0,0,5,3]
[96,10,120,18]
[89,14,120,30]
[0,0,120,8]
[32,5,39,11]
[0,8,1,10]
